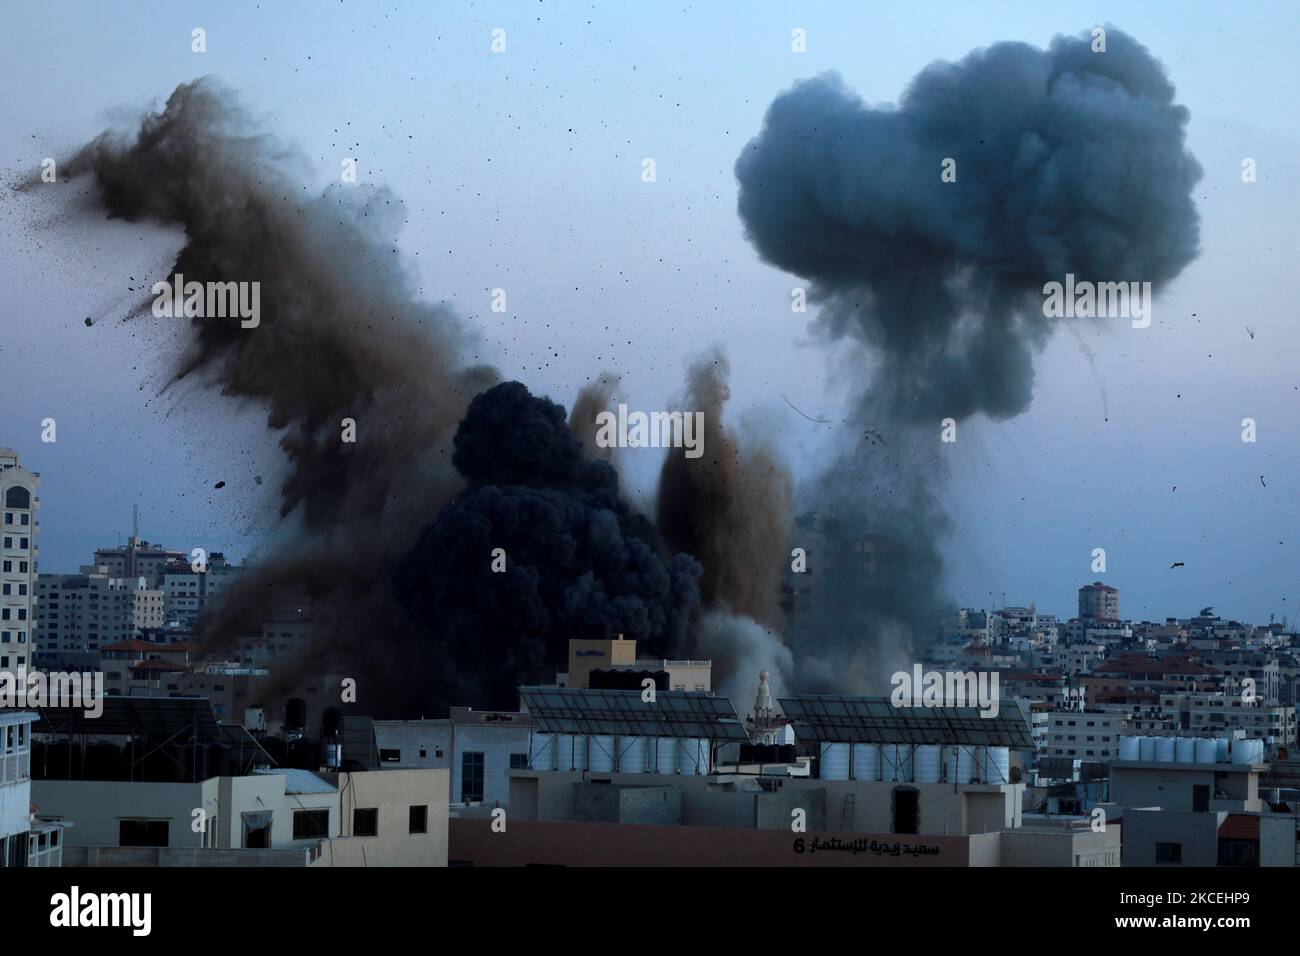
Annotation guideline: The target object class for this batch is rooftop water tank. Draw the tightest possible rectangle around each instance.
[1155,737,1176,763]
[653,737,677,774]
[851,743,880,781]
[915,745,942,783]
[820,742,850,780]
[1194,737,1217,764]
[1139,737,1157,761]
[1175,737,1197,763]
[532,733,556,770]
[680,737,709,775]
[588,735,615,773]
[1118,737,1141,761]
[883,744,913,782]
[981,746,1011,784]
[619,736,649,773]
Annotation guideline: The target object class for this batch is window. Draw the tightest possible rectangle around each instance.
[353,808,379,837]
[242,813,272,849]
[509,753,528,770]
[4,488,30,509]
[461,752,485,803]
[2,513,9,525]
[292,809,330,840]
[379,748,402,763]
[409,806,428,834]
[119,820,169,848]
[1155,842,1182,864]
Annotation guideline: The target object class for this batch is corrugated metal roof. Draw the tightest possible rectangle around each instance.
[254,768,337,794]
[0,710,39,727]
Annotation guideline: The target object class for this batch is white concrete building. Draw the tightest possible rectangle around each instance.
[0,710,64,866]
[36,766,449,867]
[35,568,158,655]
[1045,709,1123,762]
[0,449,39,677]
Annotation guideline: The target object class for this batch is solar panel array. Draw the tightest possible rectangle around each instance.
[778,695,1034,748]
[518,687,748,740]
[34,696,223,742]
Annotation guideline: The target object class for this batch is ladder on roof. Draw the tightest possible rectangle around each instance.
[840,792,855,831]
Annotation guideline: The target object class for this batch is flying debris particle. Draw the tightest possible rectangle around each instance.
[84,317,93,327]
[254,475,263,485]
[214,481,226,489]
[780,395,831,425]
[1246,326,1255,339]
[1260,475,1266,487]
[1170,562,1185,569]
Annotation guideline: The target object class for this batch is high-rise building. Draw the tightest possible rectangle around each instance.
[1078,581,1119,624]
[93,536,186,588]
[160,552,239,626]
[0,448,40,676]
[35,568,163,655]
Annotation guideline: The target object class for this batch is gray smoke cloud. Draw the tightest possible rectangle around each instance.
[736,28,1202,690]
[693,608,794,708]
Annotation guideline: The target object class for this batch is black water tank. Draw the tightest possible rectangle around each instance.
[285,697,307,731]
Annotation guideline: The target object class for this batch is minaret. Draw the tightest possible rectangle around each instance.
[749,671,779,745]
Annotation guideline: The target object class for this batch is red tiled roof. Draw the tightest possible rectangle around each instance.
[1217,814,1259,840]
[103,639,194,654]
[128,660,185,672]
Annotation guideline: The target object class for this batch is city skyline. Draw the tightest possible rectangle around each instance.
[1,2,1298,630]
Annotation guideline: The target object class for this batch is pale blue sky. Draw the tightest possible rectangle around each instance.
[2,1,1298,624]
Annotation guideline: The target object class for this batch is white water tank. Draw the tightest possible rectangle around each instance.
[679,737,709,774]
[652,737,677,774]
[532,733,556,770]
[555,734,579,771]
[588,735,615,772]
[1234,738,1264,764]
[619,736,648,773]
[981,747,1011,784]
[1155,737,1176,762]
[1118,737,1141,761]
[820,742,850,780]
[851,743,880,781]
[954,746,978,784]
[914,745,942,783]
[1194,738,1217,764]
[1139,736,1157,761]
[1176,737,1197,763]
[883,744,913,782]
[1215,738,1230,762]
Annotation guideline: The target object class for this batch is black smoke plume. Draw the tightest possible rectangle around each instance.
[46,79,709,714]
[735,28,1202,689]
[393,382,702,708]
